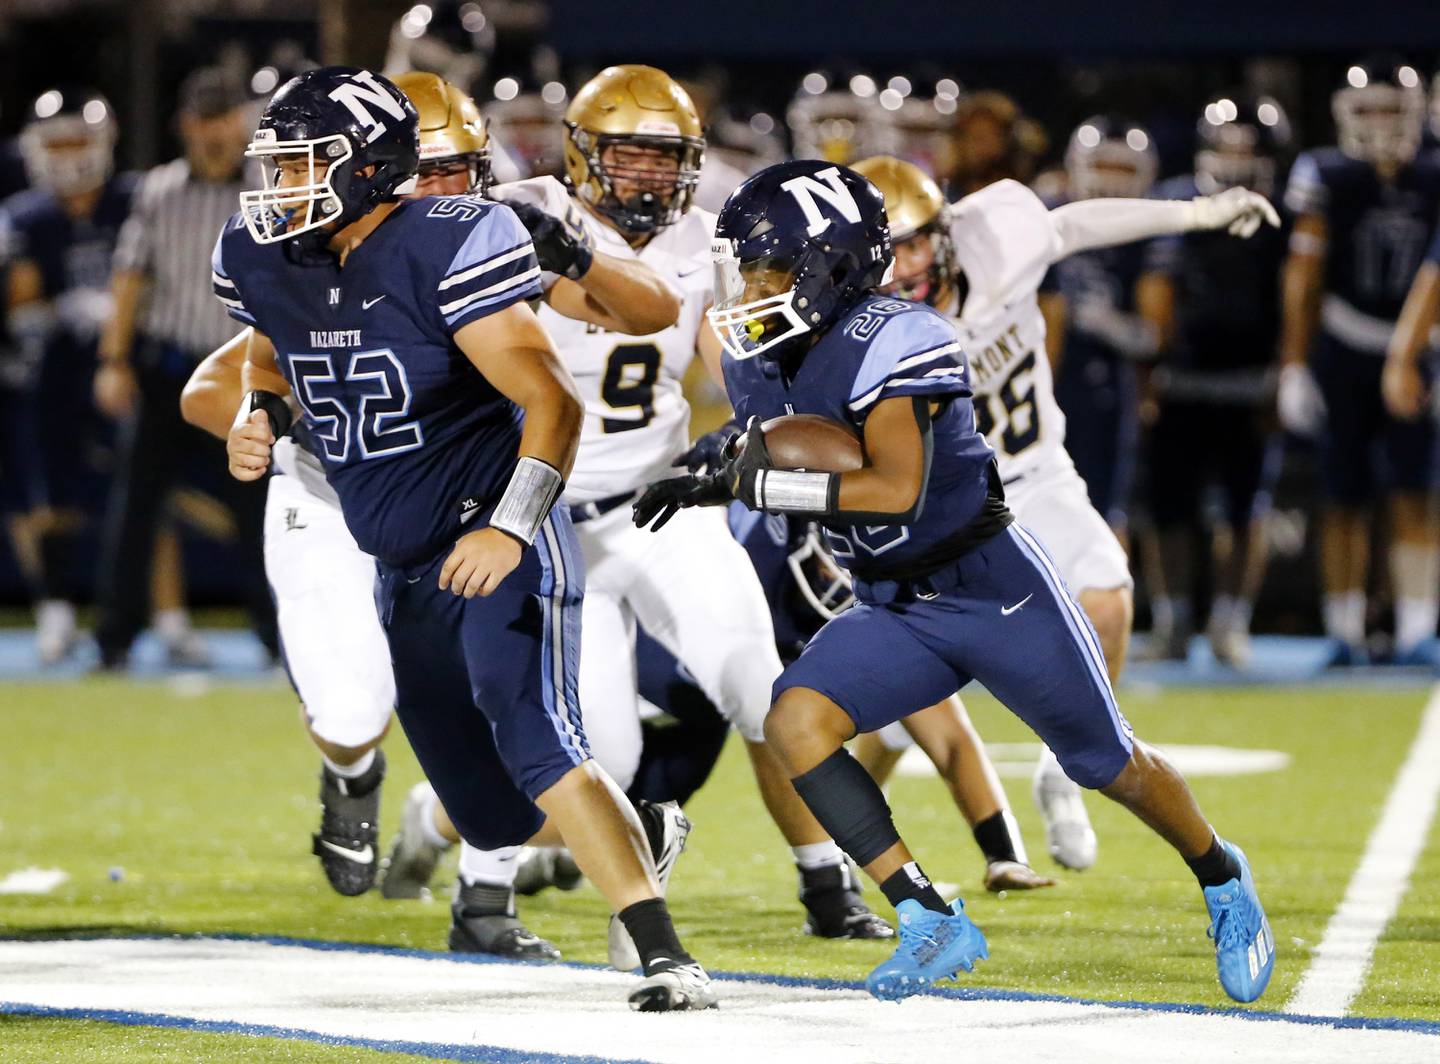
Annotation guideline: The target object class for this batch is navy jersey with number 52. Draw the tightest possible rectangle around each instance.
[213,195,542,566]
[722,296,998,581]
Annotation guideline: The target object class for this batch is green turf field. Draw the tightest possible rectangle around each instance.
[2,676,1436,1060]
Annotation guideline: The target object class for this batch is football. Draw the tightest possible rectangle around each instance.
[738,414,865,473]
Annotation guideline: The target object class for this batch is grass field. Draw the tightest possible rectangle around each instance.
[2,675,1437,1060]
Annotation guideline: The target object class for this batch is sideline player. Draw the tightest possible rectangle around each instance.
[0,87,134,663]
[1279,56,1440,666]
[843,154,1278,869]
[486,64,892,945]
[636,159,1276,1004]
[1140,95,1293,668]
[214,66,713,1011]
[184,71,685,961]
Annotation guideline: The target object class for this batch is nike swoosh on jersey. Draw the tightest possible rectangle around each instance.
[1001,593,1033,616]
[318,840,375,864]
[362,295,387,309]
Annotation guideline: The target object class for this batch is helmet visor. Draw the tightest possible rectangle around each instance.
[707,240,810,361]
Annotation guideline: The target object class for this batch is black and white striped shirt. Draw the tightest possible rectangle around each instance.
[113,158,250,356]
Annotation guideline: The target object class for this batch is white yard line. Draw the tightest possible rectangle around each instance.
[1286,683,1440,1017]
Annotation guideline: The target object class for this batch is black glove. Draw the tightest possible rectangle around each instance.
[720,415,775,509]
[632,473,733,531]
[674,419,740,473]
[500,198,594,280]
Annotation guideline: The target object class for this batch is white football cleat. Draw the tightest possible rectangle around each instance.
[1032,745,1097,871]
[609,801,692,972]
[380,782,451,899]
[628,962,718,1012]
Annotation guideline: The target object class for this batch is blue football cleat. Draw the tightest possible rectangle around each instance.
[866,898,988,1002]
[1203,841,1275,1003]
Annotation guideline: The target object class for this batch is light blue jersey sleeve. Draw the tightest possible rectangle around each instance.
[847,304,972,417]
[211,219,257,327]
[430,198,543,334]
[1283,151,1328,217]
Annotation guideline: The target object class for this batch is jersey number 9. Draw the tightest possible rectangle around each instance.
[601,343,662,433]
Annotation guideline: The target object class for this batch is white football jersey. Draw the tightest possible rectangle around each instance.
[946,179,1071,484]
[495,176,716,503]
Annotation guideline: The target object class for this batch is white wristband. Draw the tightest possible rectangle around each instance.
[756,469,835,514]
[489,456,563,545]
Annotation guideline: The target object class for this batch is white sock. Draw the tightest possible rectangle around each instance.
[1323,591,1366,646]
[36,599,76,629]
[1210,595,1235,631]
[793,840,844,871]
[323,748,376,779]
[1002,809,1029,866]
[1391,543,1440,652]
[1153,595,1192,635]
[458,842,520,887]
[417,785,453,850]
[152,607,191,642]
[1396,597,1440,654]
[1230,598,1254,634]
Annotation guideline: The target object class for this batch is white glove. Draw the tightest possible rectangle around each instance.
[1277,362,1327,436]
[1187,188,1282,239]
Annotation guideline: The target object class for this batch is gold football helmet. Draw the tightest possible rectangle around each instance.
[563,64,704,234]
[393,70,492,193]
[852,155,959,309]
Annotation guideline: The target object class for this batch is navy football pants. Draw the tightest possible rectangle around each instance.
[375,511,588,851]
[777,524,1135,790]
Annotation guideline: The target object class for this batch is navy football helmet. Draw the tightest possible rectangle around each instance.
[1332,55,1426,169]
[241,67,419,248]
[19,86,117,197]
[1195,94,1292,197]
[1064,115,1157,200]
[708,160,892,362]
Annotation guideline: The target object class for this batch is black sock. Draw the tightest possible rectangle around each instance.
[455,879,514,916]
[790,749,901,867]
[972,811,1018,865]
[631,799,665,861]
[879,861,949,915]
[1186,835,1241,888]
[618,898,693,975]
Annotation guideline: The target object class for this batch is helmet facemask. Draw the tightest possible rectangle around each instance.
[241,127,418,246]
[881,219,956,309]
[20,115,116,197]
[415,145,492,196]
[566,126,702,234]
[1333,84,1424,171]
[787,524,855,620]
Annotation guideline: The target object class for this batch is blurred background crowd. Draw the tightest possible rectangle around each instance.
[2,0,1440,673]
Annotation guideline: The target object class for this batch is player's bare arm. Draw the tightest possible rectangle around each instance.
[1134,270,1177,424]
[178,327,256,439]
[225,328,287,482]
[545,250,680,335]
[1277,212,1328,432]
[94,268,146,419]
[440,300,583,598]
[1382,259,1440,420]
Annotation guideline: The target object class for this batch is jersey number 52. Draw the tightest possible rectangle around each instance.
[287,349,424,463]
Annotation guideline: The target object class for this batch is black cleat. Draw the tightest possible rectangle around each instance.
[448,879,560,961]
[312,750,385,897]
[799,861,894,940]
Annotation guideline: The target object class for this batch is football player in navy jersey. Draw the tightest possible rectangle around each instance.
[1042,116,1158,543]
[1280,57,1440,665]
[1140,95,1293,668]
[636,160,1274,1004]
[0,87,135,664]
[217,67,713,1012]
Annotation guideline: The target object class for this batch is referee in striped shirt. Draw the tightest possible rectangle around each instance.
[93,68,277,668]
